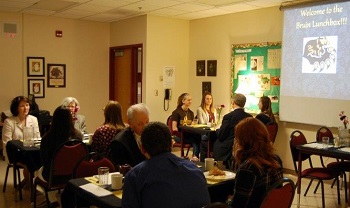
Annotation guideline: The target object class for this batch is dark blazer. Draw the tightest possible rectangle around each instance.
[109,127,146,169]
[213,108,252,162]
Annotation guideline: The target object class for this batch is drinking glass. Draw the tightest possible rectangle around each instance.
[322,137,329,148]
[98,167,109,188]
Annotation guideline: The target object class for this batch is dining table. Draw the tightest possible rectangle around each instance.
[179,124,218,160]
[296,142,350,207]
[66,161,235,207]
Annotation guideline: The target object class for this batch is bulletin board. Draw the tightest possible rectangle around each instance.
[231,42,281,114]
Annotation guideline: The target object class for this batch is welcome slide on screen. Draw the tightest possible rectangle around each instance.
[280,1,350,126]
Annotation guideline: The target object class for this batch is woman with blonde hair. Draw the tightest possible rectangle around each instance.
[91,101,126,156]
[226,117,282,207]
[171,93,201,161]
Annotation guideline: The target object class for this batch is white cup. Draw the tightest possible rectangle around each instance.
[206,122,212,128]
[98,167,109,188]
[205,158,215,171]
[111,173,123,190]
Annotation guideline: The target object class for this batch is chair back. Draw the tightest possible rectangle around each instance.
[266,121,278,143]
[260,177,296,208]
[73,152,116,178]
[49,140,88,187]
[167,115,180,138]
[316,126,334,143]
[289,130,311,172]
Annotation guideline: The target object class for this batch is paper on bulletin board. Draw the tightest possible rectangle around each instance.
[163,66,175,88]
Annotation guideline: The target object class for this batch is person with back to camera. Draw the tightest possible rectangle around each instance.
[255,96,276,125]
[171,93,201,161]
[2,96,41,189]
[225,117,283,207]
[109,103,149,170]
[213,93,252,169]
[122,122,211,208]
[197,91,217,161]
[39,106,83,182]
[91,101,126,156]
[61,97,87,133]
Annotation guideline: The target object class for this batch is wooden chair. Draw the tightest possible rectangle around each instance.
[266,121,278,143]
[167,115,192,157]
[260,177,296,208]
[73,152,116,178]
[289,130,342,208]
[32,140,89,207]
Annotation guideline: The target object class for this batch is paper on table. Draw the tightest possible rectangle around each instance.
[80,183,112,197]
[339,147,350,153]
[303,143,333,149]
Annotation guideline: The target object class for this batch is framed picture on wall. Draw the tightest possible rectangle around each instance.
[202,81,211,95]
[47,64,66,88]
[196,60,205,76]
[207,60,217,76]
[27,57,45,77]
[28,79,45,98]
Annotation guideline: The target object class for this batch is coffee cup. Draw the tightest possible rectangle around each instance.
[205,158,215,171]
[111,173,123,190]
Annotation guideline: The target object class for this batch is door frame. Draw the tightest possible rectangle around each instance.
[109,44,143,104]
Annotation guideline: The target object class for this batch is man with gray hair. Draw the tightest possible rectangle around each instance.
[213,93,252,168]
[109,103,150,170]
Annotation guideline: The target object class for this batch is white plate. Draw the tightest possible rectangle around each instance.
[204,171,235,181]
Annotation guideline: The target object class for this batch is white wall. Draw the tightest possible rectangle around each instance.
[0,13,110,132]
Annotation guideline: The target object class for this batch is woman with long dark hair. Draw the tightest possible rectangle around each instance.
[39,106,83,181]
[256,96,275,125]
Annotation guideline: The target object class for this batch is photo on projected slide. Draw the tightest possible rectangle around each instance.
[302,36,337,74]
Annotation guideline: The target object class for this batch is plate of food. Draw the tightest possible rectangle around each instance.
[204,167,236,181]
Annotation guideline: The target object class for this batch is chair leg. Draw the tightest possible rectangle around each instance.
[336,177,340,205]
[320,180,325,208]
[344,173,348,203]
[17,167,22,200]
[45,190,50,207]
[314,180,321,194]
[185,147,190,157]
[304,179,314,196]
[2,164,10,192]
[32,181,37,207]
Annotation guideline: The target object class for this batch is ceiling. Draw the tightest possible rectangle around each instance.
[0,0,295,22]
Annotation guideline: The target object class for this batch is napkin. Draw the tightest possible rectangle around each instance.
[80,183,112,197]
[339,147,350,153]
[302,143,332,149]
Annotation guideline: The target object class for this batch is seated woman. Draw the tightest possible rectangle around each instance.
[227,117,283,207]
[61,97,87,133]
[255,96,275,125]
[2,96,41,189]
[39,106,83,182]
[171,93,201,161]
[91,101,126,156]
[197,91,217,161]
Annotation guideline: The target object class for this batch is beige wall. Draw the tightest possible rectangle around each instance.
[189,7,337,170]
[0,13,110,132]
[145,15,189,122]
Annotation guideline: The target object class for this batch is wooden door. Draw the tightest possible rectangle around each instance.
[109,45,142,122]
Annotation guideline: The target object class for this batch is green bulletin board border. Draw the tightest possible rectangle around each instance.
[230,42,281,114]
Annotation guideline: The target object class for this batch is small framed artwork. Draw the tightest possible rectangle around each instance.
[207,60,217,76]
[27,57,45,77]
[196,60,205,76]
[202,81,211,95]
[47,64,66,88]
[28,79,45,98]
